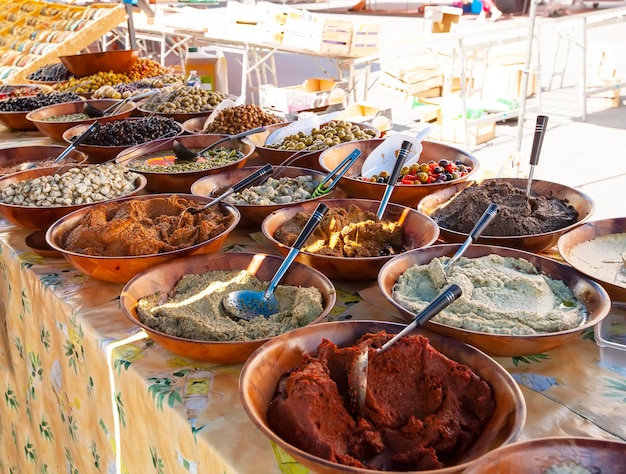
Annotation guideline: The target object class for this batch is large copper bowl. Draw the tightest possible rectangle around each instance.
[119,252,336,363]
[247,121,380,172]
[26,99,136,142]
[0,84,56,130]
[0,83,53,99]
[240,320,526,474]
[261,198,440,281]
[417,178,595,253]
[377,243,611,357]
[117,134,255,193]
[0,144,87,177]
[45,193,240,284]
[319,139,480,208]
[62,118,183,163]
[557,217,626,302]
[0,165,147,230]
[464,437,626,474]
[59,49,139,77]
[191,165,338,229]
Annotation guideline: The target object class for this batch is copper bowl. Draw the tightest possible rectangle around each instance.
[240,320,526,474]
[0,144,87,177]
[191,165,338,228]
[0,108,38,130]
[417,178,595,253]
[119,252,336,363]
[0,83,53,99]
[247,122,381,172]
[26,99,136,142]
[181,115,287,135]
[45,193,240,284]
[319,139,480,208]
[59,49,139,77]
[557,217,626,302]
[377,243,611,357]
[464,437,626,473]
[117,134,255,193]
[0,165,147,230]
[261,198,440,281]
[62,118,183,163]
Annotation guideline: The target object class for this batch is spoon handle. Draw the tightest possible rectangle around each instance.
[56,121,100,163]
[263,203,328,299]
[376,140,412,220]
[198,126,267,156]
[378,284,462,354]
[526,115,549,196]
[446,203,499,271]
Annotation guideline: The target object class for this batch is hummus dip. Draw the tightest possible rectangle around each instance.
[568,233,626,288]
[393,254,586,335]
[136,269,324,341]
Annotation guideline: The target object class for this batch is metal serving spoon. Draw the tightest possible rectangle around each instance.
[375,140,412,220]
[351,284,462,418]
[171,126,266,162]
[526,115,549,196]
[222,202,329,321]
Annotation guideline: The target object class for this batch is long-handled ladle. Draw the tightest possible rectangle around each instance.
[171,126,266,162]
[351,283,462,418]
[221,202,329,321]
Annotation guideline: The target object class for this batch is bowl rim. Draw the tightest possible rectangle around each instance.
[378,242,612,340]
[119,136,254,177]
[119,251,337,345]
[44,193,241,259]
[556,216,626,291]
[417,178,596,239]
[0,167,147,211]
[25,98,136,123]
[261,197,441,262]
[239,319,527,474]
[318,138,482,188]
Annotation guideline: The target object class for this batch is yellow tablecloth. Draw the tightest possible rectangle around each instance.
[0,217,624,473]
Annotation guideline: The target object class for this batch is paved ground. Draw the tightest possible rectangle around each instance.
[198,0,626,219]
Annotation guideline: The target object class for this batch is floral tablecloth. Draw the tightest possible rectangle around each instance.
[1,218,624,474]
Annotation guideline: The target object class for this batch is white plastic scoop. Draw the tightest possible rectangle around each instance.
[264,115,321,147]
[201,94,244,130]
[360,125,433,179]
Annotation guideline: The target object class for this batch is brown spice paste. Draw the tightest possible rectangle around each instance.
[274,204,404,257]
[431,181,578,236]
[61,195,235,256]
[268,331,495,470]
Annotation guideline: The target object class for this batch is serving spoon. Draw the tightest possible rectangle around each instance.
[221,202,329,321]
[375,140,412,220]
[171,126,266,162]
[351,283,462,418]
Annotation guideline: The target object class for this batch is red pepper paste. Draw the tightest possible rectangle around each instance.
[267,331,495,470]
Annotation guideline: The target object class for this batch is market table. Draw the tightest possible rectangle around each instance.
[0,132,624,473]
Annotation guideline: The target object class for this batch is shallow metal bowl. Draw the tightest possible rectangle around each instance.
[464,437,626,474]
[0,165,147,230]
[117,134,255,193]
[240,320,526,474]
[62,118,183,163]
[247,121,381,172]
[378,243,611,357]
[557,217,626,302]
[319,138,480,208]
[261,198,440,281]
[45,193,240,284]
[417,178,595,253]
[0,144,87,177]
[26,99,136,142]
[191,165,337,229]
[119,252,336,363]
[59,49,139,77]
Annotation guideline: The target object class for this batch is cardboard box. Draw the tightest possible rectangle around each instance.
[423,6,462,34]
[282,15,380,57]
[258,78,348,113]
